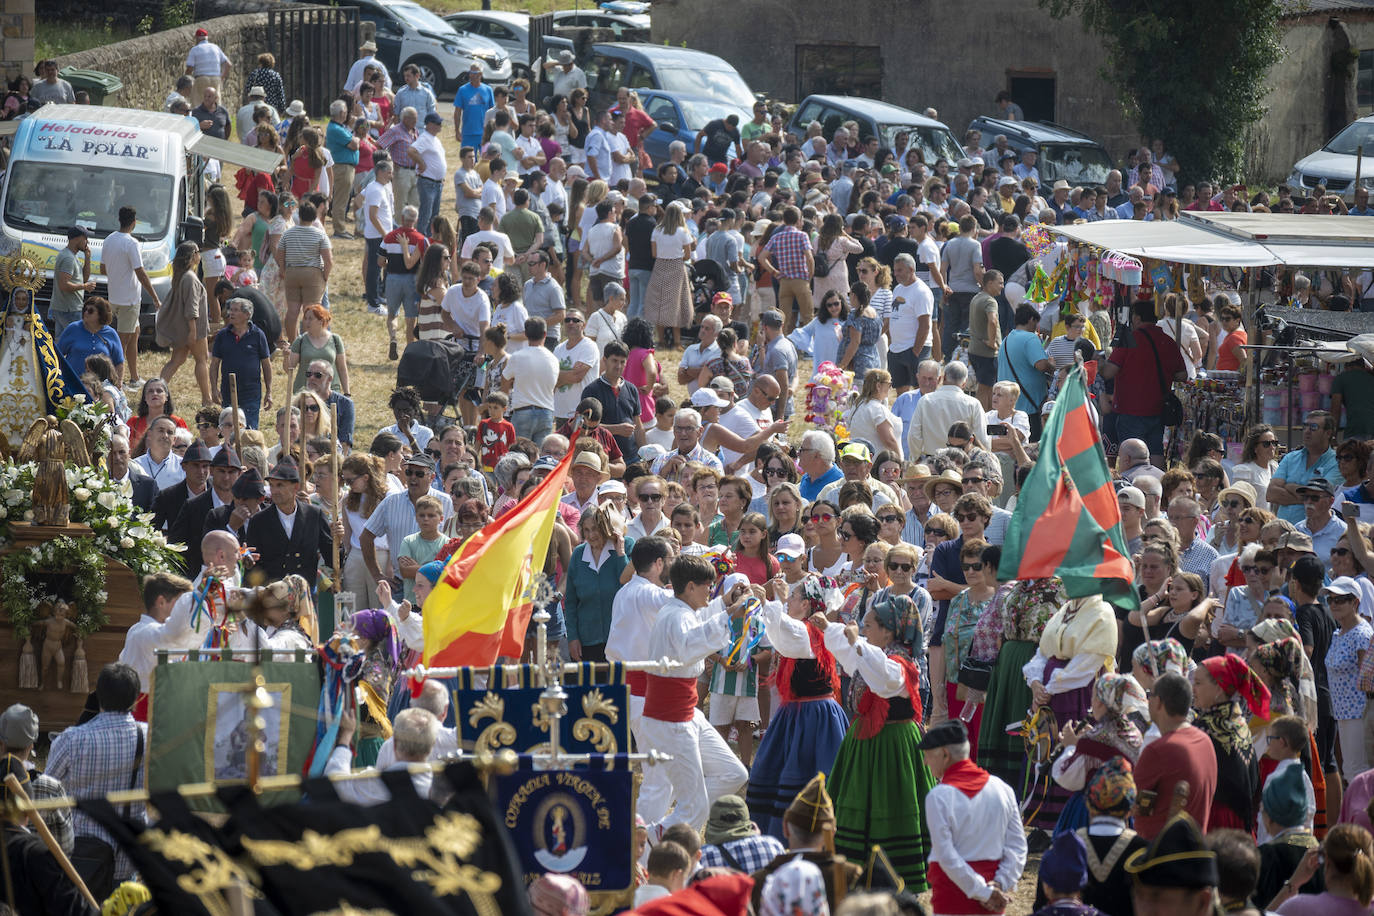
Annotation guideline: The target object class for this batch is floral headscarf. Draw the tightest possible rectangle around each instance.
[1095,672,1148,720]
[1252,617,1299,645]
[1085,755,1136,818]
[873,593,923,656]
[796,575,844,616]
[1131,637,1194,678]
[760,857,830,916]
[1252,635,1319,731]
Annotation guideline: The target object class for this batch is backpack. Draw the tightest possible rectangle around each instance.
[812,248,833,278]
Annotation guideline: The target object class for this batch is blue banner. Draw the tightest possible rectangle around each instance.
[491,755,635,893]
[439,663,631,758]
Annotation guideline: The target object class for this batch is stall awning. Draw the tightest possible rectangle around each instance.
[1050,212,1374,268]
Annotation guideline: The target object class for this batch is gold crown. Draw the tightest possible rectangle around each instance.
[1,255,41,293]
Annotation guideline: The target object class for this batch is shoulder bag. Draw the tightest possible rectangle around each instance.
[1141,329,1184,427]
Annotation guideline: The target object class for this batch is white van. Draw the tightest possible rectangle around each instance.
[0,104,281,330]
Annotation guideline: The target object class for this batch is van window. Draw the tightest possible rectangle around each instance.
[642,95,676,126]
[654,67,754,110]
[794,100,826,131]
[1039,144,1112,185]
[627,66,656,91]
[585,53,629,97]
[5,162,173,240]
[878,125,963,164]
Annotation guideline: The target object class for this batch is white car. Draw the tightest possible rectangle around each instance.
[444,10,533,77]
[349,0,512,91]
[1288,115,1374,201]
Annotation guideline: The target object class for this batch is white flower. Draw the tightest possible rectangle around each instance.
[3,490,21,505]
[21,511,32,521]
[96,491,117,510]
[128,526,149,541]
[119,537,134,549]
[64,469,78,488]
[73,487,90,502]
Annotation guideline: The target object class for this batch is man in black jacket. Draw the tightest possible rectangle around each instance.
[151,441,211,532]
[171,447,242,572]
[244,459,340,588]
[204,467,265,546]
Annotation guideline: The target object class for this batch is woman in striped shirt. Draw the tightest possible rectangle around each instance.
[414,244,451,340]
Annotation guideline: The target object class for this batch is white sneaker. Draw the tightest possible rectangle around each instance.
[366,304,386,316]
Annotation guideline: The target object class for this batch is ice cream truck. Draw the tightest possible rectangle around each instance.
[0,104,281,333]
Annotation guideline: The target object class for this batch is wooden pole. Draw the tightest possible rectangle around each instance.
[1357,145,1365,191]
[229,373,242,453]
[283,363,294,463]
[3,773,99,911]
[330,403,340,592]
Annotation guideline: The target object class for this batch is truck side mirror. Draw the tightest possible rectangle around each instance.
[179,216,204,247]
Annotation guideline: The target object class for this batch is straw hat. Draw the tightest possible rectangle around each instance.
[924,468,963,501]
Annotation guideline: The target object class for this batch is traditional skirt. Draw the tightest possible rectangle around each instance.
[945,682,983,751]
[746,696,849,841]
[829,718,936,892]
[644,258,693,328]
[1026,656,1095,832]
[977,639,1037,792]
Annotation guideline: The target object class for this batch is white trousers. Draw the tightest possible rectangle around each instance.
[636,709,748,832]
[1340,716,1368,782]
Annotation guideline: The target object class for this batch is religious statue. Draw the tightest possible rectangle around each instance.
[35,600,77,691]
[16,416,91,528]
[0,257,87,446]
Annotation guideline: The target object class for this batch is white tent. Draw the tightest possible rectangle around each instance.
[1051,212,1374,268]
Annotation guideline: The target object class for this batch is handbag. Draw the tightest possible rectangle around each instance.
[1142,329,1184,427]
[957,656,994,693]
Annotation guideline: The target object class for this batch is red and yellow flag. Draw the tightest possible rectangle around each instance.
[423,447,573,666]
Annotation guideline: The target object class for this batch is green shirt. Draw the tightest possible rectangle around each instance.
[399,530,446,603]
[968,292,1000,358]
[740,120,769,142]
[1333,366,1374,438]
[501,207,544,254]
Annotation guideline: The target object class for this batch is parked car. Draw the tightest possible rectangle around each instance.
[551,9,650,34]
[636,89,750,167]
[1288,115,1374,200]
[345,0,511,92]
[966,116,1113,186]
[786,95,964,167]
[542,42,756,113]
[442,10,532,78]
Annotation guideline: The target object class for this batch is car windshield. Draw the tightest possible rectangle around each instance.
[879,124,963,164]
[4,161,173,239]
[1039,144,1113,185]
[655,67,754,109]
[677,98,746,131]
[1324,120,1374,155]
[391,2,459,38]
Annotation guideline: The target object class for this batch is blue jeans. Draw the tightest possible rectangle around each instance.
[1115,412,1165,457]
[417,176,443,238]
[511,406,554,444]
[628,268,652,319]
[48,310,80,338]
[223,389,262,429]
[364,237,383,306]
[384,273,420,321]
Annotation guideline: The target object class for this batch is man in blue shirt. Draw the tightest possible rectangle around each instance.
[392,63,436,121]
[325,99,360,238]
[1269,410,1340,525]
[997,304,1050,441]
[209,297,272,428]
[797,430,842,501]
[454,63,494,151]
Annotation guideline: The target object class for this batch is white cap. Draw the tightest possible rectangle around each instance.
[690,388,729,409]
[597,480,626,497]
[775,533,805,560]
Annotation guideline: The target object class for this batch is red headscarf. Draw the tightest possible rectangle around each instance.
[1201,652,1272,720]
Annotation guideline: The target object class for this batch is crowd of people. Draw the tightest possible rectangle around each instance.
[12,23,1374,916]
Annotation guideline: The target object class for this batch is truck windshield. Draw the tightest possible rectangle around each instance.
[879,124,964,165]
[4,161,174,240]
[1039,144,1113,185]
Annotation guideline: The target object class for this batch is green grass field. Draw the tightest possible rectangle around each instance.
[37,19,138,62]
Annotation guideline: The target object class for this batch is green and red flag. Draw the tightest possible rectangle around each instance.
[997,364,1138,610]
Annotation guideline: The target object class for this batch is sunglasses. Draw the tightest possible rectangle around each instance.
[1301,493,1328,503]
[961,477,985,486]
[1330,594,1358,603]
[887,562,914,572]
[197,422,216,429]
[878,514,902,524]
[1332,547,1352,557]
[565,316,583,324]
[962,562,984,571]
[403,468,430,478]
[764,466,790,478]
[1304,423,1325,431]
[640,492,663,502]
[925,528,947,537]
[812,512,835,523]
[1242,565,1274,575]
[303,403,320,413]
[955,512,983,522]
[306,371,326,379]
[775,553,800,563]
[1258,439,1278,447]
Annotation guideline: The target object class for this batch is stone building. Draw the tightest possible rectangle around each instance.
[650,0,1374,181]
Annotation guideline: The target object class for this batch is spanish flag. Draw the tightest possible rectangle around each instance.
[423,446,573,666]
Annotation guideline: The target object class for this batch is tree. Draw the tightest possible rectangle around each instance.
[1039,0,1285,184]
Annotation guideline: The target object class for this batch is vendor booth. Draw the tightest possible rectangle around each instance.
[1048,212,1374,459]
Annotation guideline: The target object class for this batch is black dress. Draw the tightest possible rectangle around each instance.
[1078,825,1148,916]
[1255,831,1322,910]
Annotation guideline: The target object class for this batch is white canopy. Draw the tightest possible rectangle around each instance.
[1051,212,1374,269]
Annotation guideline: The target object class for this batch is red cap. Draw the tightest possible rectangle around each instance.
[709,162,729,174]
[195,27,209,37]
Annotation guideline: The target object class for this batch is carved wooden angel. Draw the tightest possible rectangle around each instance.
[18,417,89,527]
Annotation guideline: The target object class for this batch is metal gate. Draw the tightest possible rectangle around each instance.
[268,5,362,118]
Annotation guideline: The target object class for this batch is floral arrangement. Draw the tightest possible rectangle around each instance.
[54,399,117,458]
[804,361,855,434]
[0,461,184,637]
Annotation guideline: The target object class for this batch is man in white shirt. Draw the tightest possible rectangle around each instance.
[184,27,232,99]
[410,112,448,239]
[606,110,634,185]
[104,206,160,388]
[481,157,509,221]
[920,719,1026,916]
[716,376,780,471]
[543,50,587,98]
[607,537,675,742]
[343,40,390,94]
[650,408,723,476]
[118,572,195,694]
[504,316,560,444]
[134,417,185,488]
[637,558,751,834]
[678,314,722,395]
[361,160,396,313]
[235,86,276,144]
[374,680,459,769]
[552,310,599,423]
[459,206,516,272]
[326,707,435,805]
[908,361,989,460]
[887,254,934,395]
[584,109,617,182]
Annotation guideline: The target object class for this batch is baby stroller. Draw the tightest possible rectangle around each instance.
[686,259,732,340]
[395,338,479,425]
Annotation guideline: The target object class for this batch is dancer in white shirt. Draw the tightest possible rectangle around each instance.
[606,537,674,743]
[637,556,752,835]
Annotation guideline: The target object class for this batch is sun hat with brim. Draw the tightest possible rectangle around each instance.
[1275,531,1315,555]
[285,100,306,117]
[709,376,736,394]
[1323,576,1362,598]
[924,468,964,501]
[703,795,759,845]
[900,463,933,484]
[596,480,626,497]
[1218,481,1257,506]
[572,451,606,475]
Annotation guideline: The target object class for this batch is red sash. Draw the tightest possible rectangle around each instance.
[643,674,697,722]
[133,693,149,723]
[627,670,648,698]
[929,860,1001,915]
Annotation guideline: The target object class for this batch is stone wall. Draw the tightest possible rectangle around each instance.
[0,0,34,87]
[56,14,271,112]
